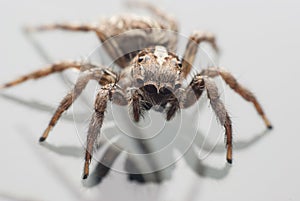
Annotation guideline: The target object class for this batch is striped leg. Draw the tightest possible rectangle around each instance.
[200,67,273,129]
[39,67,118,142]
[181,31,218,78]
[182,75,233,163]
[0,61,84,89]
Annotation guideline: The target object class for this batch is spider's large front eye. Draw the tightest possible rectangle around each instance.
[144,84,158,94]
[159,87,173,95]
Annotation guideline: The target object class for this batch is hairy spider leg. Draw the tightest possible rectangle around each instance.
[86,143,122,186]
[0,61,83,89]
[126,0,178,32]
[181,75,233,163]
[200,67,273,129]
[40,67,118,142]
[84,88,110,179]
[182,31,219,78]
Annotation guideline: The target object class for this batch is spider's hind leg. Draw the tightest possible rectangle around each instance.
[25,23,99,34]
[126,0,178,32]
[83,86,128,179]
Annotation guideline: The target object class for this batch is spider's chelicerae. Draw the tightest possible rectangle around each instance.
[1,2,272,180]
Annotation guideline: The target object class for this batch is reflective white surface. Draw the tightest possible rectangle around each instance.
[0,0,299,201]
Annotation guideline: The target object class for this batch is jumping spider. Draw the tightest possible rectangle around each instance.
[1,2,272,180]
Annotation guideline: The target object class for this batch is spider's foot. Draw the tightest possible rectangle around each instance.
[84,163,110,186]
[83,161,90,180]
[23,25,46,33]
[39,137,46,142]
[83,173,88,180]
[262,115,273,130]
[0,83,12,89]
[23,26,33,33]
[39,126,52,142]
[226,146,232,164]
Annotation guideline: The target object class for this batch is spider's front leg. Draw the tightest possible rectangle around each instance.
[181,31,218,78]
[181,75,233,163]
[200,67,273,129]
[83,86,127,179]
[39,66,118,142]
[0,61,117,142]
[87,143,122,186]
[84,88,110,179]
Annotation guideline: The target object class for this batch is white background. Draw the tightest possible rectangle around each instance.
[0,0,300,201]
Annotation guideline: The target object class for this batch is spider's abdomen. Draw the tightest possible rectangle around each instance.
[97,15,178,68]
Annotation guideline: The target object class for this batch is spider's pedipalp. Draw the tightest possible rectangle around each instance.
[200,67,273,129]
[166,100,179,121]
[165,94,181,121]
[131,90,143,122]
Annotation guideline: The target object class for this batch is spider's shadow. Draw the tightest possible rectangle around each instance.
[0,93,88,122]
[38,123,269,187]
[181,129,270,179]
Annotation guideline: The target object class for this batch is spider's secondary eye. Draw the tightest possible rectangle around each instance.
[159,87,172,95]
[175,83,181,89]
[144,84,158,93]
[138,57,144,62]
[136,78,144,85]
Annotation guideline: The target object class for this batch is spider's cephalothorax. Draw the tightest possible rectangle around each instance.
[0,1,273,181]
[128,46,183,118]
